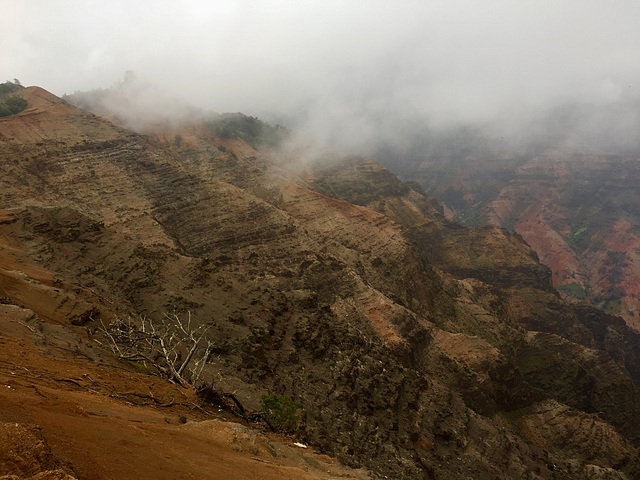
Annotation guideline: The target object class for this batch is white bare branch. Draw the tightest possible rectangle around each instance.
[96,312,214,388]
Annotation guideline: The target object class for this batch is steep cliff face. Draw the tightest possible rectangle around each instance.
[401,141,640,331]
[2,87,640,479]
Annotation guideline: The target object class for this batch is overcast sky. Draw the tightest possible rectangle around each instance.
[3,0,640,148]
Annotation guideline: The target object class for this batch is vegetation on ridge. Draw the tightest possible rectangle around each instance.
[62,73,290,148]
[0,80,27,117]
[204,111,290,149]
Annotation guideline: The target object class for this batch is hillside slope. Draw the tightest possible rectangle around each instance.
[2,87,640,479]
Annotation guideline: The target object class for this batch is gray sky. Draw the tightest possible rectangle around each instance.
[4,0,640,149]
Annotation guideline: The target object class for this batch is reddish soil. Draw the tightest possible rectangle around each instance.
[0,305,369,480]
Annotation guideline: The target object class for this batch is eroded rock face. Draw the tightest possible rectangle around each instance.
[1,87,640,478]
[519,400,636,473]
[400,143,640,330]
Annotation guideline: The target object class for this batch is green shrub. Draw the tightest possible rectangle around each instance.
[0,80,22,97]
[0,80,27,117]
[0,96,28,117]
[260,393,300,431]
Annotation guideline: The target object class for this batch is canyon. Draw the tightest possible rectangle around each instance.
[397,134,640,331]
[1,85,640,479]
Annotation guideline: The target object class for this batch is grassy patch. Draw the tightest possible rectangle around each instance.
[602,298,624,315]
[570,226,591,250]
[556,282,586,300]
[126,360,155,373]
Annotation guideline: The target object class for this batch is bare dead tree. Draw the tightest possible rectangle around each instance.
[97,313,278,431]
[97,312,214,388]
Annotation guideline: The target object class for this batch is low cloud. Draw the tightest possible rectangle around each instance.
[5,0,640,153]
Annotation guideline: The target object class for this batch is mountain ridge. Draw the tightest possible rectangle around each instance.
[1,86,640,479]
